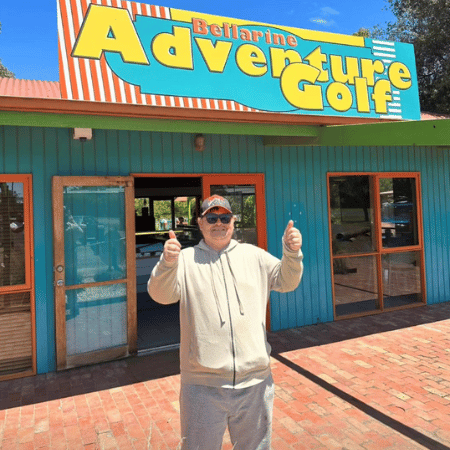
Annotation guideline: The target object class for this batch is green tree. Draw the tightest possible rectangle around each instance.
[0,22,15,78]
[373,0,450,114]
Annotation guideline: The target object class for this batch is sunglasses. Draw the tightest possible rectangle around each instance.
[204,213,233,224]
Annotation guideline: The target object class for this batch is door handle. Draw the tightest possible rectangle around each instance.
[56,279,64,287]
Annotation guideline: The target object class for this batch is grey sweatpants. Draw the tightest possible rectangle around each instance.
[179,375,274,450]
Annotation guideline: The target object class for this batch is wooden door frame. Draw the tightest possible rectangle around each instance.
[0,174,36,381]
[133,173,270,327]
[327,172,426,321]
[52,176,136,370]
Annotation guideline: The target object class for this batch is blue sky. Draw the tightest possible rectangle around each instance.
[0,0,395,81]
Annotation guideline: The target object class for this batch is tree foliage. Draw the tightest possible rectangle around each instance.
[375,0,450,114]
[0,22,15,78]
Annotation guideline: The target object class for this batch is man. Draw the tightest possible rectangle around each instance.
[148,195,303,449]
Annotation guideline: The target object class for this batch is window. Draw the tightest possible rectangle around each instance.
[328,173,425,318]
[0,175,35,379]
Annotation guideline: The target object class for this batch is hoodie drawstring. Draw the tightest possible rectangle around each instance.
[210,257,225,326]
[226,252,245,316]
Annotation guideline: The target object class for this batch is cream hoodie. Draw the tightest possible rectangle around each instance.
[148,238,303,389]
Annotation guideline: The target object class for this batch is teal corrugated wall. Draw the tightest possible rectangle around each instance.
[1,125,449,373]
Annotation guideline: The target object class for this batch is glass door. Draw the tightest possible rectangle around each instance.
[203,174,267,249]
[328,173,425,319]
[53,177,136,370]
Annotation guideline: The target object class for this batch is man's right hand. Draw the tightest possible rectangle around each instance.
[163,230,181,263]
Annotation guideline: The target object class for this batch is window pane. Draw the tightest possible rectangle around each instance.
[153,200,172,231]
[64,186,126,285]
[329,176,375,255]
[334,255,379,316]
[0,182,25,286]
[380,178,419,248]
[0,292,32,375]
[66,283,127,356]
[210,185,257,246]
[382,252,423,308]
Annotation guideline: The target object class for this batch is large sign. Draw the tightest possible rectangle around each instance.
[58,0,421,120]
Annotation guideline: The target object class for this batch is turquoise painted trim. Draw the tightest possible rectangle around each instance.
[0,111,319,137]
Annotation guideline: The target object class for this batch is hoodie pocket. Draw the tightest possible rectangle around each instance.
[189,334,232,373]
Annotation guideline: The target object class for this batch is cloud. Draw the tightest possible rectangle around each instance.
[321,6,339,15]
[309,5,340,28]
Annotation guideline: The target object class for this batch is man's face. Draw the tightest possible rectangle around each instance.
[198,206,235,250]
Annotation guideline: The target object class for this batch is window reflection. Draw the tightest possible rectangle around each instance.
[334,255,379,316]
[64,186,127,285]
[0,182,25,287]
[382,252,422,308]
[380,178,418,248]
[329,174,424,318]
[329,176,375,255]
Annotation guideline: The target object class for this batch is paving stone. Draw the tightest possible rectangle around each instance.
[2,303,450,448]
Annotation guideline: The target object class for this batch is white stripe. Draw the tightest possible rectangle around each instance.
[214,99,219,109]
[382,59,393,64]
[392,90,400,95]
[100,0,115,102]
[136,2,142,16]
[393,96,401,101]
[381,114,403,119]
[163,6,170,18]
[188,98,194,108]
[373,46,395,52]
[75,0,95,101]
[388,108,402,113]
[170,96,175,107]
[57,0,73,100]
[94,59,106,102]
[231,101,236,111]
[119,80,127,103]
[150,94,156,105]
[155,5,161,17]
[105,65,117,102]
[127,1,134,17]
[206,99,211,109]
[221,99,227,110]
[373,40,395,46]
[374,52,397,58]
[389,103,401,107]
[65,0,84,99]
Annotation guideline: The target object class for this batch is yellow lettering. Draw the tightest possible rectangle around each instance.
[72,4,148,65]
[354,78,370,113]
[388,62,412,89]
[360,58,385,87]
[280,63,323,110]
[326,82,353,112]
[236,44,267,76]
[195,38,232,73]
[270,48,302,79]
[152,26,193,69]
[330,55,360,85]
[372,79,392,113]
[303,47,329,82]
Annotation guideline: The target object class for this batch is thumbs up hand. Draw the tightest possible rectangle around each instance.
[283,220,302,252]
[163,230,181,263]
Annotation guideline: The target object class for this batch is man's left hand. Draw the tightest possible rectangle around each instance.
[284,220,302,252]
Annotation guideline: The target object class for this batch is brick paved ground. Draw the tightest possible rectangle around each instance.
[1,303,450,449]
